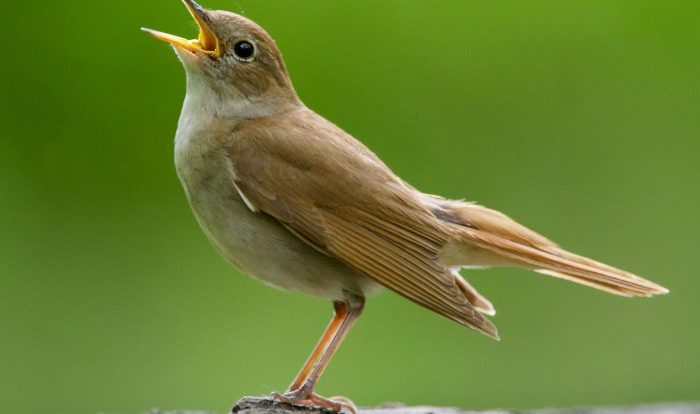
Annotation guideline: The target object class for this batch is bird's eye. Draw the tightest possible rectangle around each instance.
[233,41,255,61]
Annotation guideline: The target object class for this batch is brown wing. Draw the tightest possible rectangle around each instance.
[226,108,498,339]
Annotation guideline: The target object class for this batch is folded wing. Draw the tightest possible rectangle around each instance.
[227,109,498,338]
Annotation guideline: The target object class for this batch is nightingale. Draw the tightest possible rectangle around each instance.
[143,1,668,412]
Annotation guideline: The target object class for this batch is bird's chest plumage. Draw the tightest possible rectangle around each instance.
[172,81,377,300]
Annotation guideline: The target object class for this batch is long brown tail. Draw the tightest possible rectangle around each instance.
[424,196,668,298]
[458,225,668,297]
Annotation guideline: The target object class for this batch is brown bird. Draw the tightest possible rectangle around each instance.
[142,1,668,412]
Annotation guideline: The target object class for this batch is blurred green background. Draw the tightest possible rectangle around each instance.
[1,1,698,413]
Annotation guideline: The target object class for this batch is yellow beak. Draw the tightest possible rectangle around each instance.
[141,0,221,56]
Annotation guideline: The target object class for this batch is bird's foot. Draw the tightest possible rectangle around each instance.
[270,390,357,414]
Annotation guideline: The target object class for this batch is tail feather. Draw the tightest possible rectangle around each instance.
[453,270,496,315]
[458,226,668,297]
[535,269,643,297]
[424,196,669,298]
[535,247,667,296]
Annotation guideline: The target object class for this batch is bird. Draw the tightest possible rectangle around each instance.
[142,1,668,412]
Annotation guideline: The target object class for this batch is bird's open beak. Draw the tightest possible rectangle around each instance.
[141,0,221,56]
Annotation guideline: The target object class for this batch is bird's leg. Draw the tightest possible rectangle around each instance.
[271,298,364,413]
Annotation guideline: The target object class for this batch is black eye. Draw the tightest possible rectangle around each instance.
[233,41,255,60]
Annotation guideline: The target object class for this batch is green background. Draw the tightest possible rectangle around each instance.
[2,1,698,413]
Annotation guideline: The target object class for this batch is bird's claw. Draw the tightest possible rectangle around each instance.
[269,390,356,414]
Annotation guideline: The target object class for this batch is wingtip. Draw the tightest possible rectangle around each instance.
[487,330,501,341]
[472,318,500,341]
[470,325,500,341]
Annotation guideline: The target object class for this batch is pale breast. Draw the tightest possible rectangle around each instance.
[173,84,378,300]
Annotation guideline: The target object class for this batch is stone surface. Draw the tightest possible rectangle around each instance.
[229,398,700,414]
[143,400,700,414]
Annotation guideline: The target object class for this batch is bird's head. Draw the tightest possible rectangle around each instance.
[143,0,300,118]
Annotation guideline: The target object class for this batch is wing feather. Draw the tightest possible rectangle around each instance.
[227,108,498,338]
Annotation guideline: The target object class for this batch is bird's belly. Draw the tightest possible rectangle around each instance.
[175,149,378,301]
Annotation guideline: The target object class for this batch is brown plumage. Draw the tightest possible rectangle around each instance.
[427,197,667,297]
[228,107,666,338]
[229,109,498,337]
[143,1,668,412]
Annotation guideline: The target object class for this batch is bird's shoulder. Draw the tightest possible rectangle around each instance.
[226,106,418,209]
[229,107,388,175]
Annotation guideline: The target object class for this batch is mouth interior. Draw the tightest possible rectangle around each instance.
[141,0,220,56]
[183,0,218,53]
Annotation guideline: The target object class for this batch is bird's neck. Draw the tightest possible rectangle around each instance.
[181,68,301,125]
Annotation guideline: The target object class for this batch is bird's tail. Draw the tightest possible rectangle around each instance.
[458,225,668,297]
[424,196,668,298]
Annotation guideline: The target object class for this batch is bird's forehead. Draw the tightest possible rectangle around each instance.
[208,10,273,42]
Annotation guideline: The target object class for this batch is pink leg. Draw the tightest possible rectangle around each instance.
[271,299,364,413]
